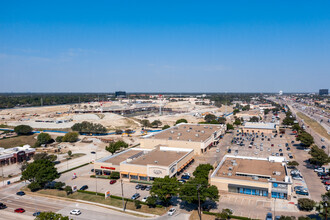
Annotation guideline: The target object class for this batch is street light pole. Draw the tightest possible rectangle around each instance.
[95,175,98,195]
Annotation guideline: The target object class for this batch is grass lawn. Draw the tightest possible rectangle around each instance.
[36,189,168,216]
[0,134,37,148]
[297,112,330,140]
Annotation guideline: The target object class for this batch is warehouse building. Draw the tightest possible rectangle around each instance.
[210,155,292,200]
[140,123,226,155]
[94,146,194,181]
[0,145,35,166]
[242,122,279,134]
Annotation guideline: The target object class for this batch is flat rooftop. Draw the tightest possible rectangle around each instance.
[128,149,187,166]
[103,150,141,165]
[145,123,224,142]
[216,157,286,183]
[244,122,277,130]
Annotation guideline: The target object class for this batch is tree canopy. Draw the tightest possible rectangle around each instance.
[105,140,128,155]
[62,132,79,142]
[233,118,242,126]
[175,119,188,125]
[249,116,259,122]
[14,125,33,135]
[141,119,151,127]
[37,133,52,145]
[22,158,60,190]
[71,121,107,134]
[205,114,217,123]
[150,176,180,205]
[226,123,234,130]
[35,212,71,220]
[309,145,330,166]
[162,125,170,130]
[151,120,162,128]
[296,132,314,147]
[297,198,316,211]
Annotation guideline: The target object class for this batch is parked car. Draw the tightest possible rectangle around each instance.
[91,151,96,154]
[70,209,81,215]
[216,148,220,153]
[227,149,232,153]
[296,190,309,196]
[141,196,149,202]
[287,147,291,151]
[131,193,140,200]
[140,185,147,190]
[292,175,303,180]
[280,153,283,156]
[183,172,191,176]
[135,184,142,189]
[294,186,307,191]
[314,167,324,172]
[321,176,330,180]
[168,208,176,216]
[14,208,25,213]
[178,179,186,184]
[0,203,7,209]
[266,212,273,220]
[322,146,326,149]
[275,153,279,156]
[324,181,330,185]
[146,185,152,191]
[326,185,330,191]
[33,211,41,216]
[79,185,88,191]
[318,172,328,177]
[110,180,117,184]
[16,191,25,196]
[181,175,190,180]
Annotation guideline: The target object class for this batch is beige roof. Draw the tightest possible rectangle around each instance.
[216,158,286,182]
[128,150,187,167]
[103,150,140,165]
[147,124,223,142]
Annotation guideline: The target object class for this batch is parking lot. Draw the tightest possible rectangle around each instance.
[227,130,293,159]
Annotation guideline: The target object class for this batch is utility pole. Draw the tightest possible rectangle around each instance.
[95,175,98,195]
[121,179,125,211]
[197,184,202,220]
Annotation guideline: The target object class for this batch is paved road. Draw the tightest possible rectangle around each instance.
[0,182,150,220]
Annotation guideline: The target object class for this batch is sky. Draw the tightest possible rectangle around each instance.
[0,0,329,93]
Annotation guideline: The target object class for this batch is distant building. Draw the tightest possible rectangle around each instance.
[0,145,35,166]
[242,122,279,134]
[115,91,126,98]
[279,90,283,96]
[319,89,328,96]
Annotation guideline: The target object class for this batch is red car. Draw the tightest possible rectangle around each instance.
[110,180,117,184]
[14,208,25,213]
[325,181,330,185]
[321,176,330,180]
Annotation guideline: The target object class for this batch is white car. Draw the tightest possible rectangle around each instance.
[70,209,81,215]
[183,172,191,177]
[167,208,176,216]
[314,168,324,172]
[216,148,220,153]
[326,185,330,191]
[142,196,149,202]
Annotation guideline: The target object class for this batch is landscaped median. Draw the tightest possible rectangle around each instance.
[60,162,90,174]
[27,188,167,217]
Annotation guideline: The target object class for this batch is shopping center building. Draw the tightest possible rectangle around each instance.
[140,123,226,155]
[242,122,279,135]
[0,145,35,166]
[210,155,292,200]
[94,146,194,181]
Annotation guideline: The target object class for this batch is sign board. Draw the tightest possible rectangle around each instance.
[105,190,111,199]
[101,166,116,170]
[72,185,77,192]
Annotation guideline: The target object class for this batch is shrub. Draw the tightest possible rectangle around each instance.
[110,172,120,179]
[175,119,187,125]
[54,182,65,190]
[62,132,79,142]
[298,198,316,211]
[162,125,170,130]
[64,186,73,195]
[135,200,141,209]
[56,136,63,142]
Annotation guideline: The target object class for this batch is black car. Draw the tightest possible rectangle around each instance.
[280,153,283,156]
[0,203,6,209]
[91,151,96,154]
[318,172,328,177]
[322,146,326,149]
[140,185,147,190]
[287,147,291,151]
[227,149,231,153]
[16,191,25,196]
[80,185,88,191]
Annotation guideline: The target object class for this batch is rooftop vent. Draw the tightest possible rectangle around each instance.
[177,137,180,139]
[195,134,199,137]
[228,167,233,171]
[189,127,192,129]
[201,130,205,133]
[273,171,281,176]
[178,133,182,136]
[171,131,174,134]
[228,172,232,176]
[187,130,190,132]
[252,176,259,180]
[232,162,238,166]
[168,137,172,140]
[188,139,192,142]
[154,161,158,164]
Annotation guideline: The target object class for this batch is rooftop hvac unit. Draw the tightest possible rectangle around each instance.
[195,134,199,137]
[178,133,181,136]
[232,162,237,166]
[177,137,180,139]
[168,137,172,140]
[171,131,174,134]
[188,139,192,142]
[252,176,259,180]
[273,171,281,176]
[228,167,233,171]
[227,172,232,176]
[271,178,276,181]
[201,130,205,133]
[190,127,192,129]
[154,161,158,164]
[187,130,190,132]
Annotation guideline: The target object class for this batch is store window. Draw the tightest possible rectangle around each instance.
[122,174,128,179]
[130,175,138,180]
[140,176,148,181]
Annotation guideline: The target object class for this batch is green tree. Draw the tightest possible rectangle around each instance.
[287,161,299,167]
[217,117,226,124]
[105,141,127,155]
[151,176,180,205]
[114,140,128,149]
[193,164,213,180]
[64,186,73,195]
[110,172,120,179]
[175,119,188,125]
[56,136,63,142]
[233,109,240,115]
[146,196,157,208]
[249,116,259,122]
[71,121,107,134]
[14,125,33,135]
[134,200,142,209]
[226,123,234,130]
[205,114,217,123]
[278,216,296,220]
[264,109,270,115]
[298,198,316,211]
[151,120,162,128]
[35,212,71,220]
[162,125,170,130]
[22,159,60,188]
[141,119,151,127]
[296,132,314,147]
[297,217,312,220]
[241,105,250,111]
[28,182,41,192]
[62,132,79,142]
[36,133,52,146]
[292,124,301,132]
[67,150,72,157]
[233,118,241,126]
[309,145,330,166]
